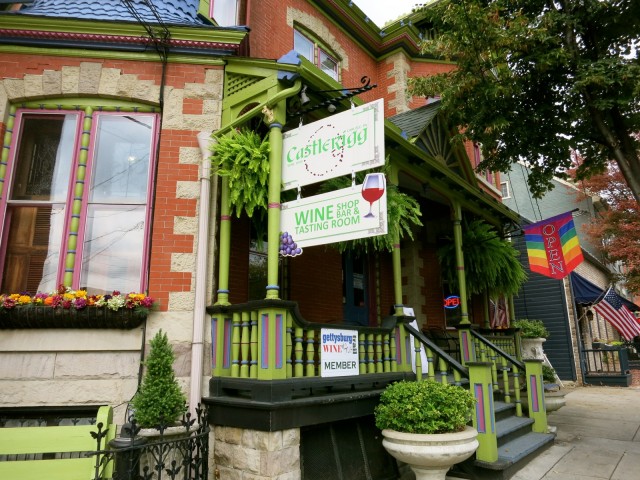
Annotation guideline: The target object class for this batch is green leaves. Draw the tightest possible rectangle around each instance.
[411,0,640,201]
[374,380,476,434]
[132,330,187,428]
[211,129,270,218]
[512,319,550,339]
[437,219,526,297]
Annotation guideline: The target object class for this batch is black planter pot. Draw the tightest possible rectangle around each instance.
[0,306,146,329]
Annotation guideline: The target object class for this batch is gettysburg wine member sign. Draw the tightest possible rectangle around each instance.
[320,328,359,377]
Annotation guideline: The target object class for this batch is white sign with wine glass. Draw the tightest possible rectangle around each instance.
[280,173,387,249]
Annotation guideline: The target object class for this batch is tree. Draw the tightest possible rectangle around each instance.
[410,0,640,202]
[569,153,640,294]
[132,329,186,428]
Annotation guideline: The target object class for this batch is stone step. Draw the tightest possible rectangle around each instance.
[496,415,535,446]
[472,431,556,480]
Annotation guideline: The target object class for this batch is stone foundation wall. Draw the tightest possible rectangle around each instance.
[213,426,301,480]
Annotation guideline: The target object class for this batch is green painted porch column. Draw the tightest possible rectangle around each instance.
[264,104,286,300]
[467,362,498,463]
[389,166,404,314]
[524,359,548,433]
[214,176,231,306]
[452,200,469,324]
[388,167,412,373]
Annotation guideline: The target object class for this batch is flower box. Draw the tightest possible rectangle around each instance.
[0,306,147,329]
[0,287,154,329]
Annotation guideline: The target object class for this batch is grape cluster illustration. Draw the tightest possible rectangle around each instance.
[279,232,303,257]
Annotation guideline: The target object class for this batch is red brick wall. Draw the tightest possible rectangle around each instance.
[419,245,446,328]
[289,245,344,323]
[0,52,223,311]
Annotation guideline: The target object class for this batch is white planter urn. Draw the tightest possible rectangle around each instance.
[521,337,546,360]
[381,426,479,480]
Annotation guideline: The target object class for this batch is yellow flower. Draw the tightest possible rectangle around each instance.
[63,292,74,301]
[18,295,32,305]
[75,290,87,299]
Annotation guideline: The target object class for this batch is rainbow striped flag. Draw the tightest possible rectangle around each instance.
[523,211,583,280]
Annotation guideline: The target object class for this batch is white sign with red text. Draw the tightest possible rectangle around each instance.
[320,328,359,377]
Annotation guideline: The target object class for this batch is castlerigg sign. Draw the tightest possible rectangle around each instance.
[281,99,385,191]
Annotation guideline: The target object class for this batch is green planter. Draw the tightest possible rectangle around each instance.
[0,306,146,329]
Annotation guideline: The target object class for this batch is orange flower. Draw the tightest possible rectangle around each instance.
[44,296,54,306]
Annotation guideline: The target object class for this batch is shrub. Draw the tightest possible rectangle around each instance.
[512,319,549,339]
[542,365,556,384]
[374,380,476,434]
[132,330,186,428]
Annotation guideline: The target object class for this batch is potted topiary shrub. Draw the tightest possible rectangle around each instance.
[374,380,478,480]
[513,319,549,360]
[131,329,187,430]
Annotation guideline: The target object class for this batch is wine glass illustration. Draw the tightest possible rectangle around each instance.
[361,173,386,218]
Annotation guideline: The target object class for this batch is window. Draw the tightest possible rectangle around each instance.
[500,181,511,199]
[473,143,495,186]
[294,29,339,81]
[210,0,239,26]
[1,110,158,295]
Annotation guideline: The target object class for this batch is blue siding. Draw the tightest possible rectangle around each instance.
[512,235,578,381]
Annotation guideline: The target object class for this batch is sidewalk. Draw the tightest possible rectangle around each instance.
[512,385,640,479]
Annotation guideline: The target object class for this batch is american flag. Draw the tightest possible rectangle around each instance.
[593,288,640,341]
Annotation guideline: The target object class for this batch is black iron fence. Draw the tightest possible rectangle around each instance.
[91,407,209,480]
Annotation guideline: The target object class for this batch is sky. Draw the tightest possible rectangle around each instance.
[354,1,423,26]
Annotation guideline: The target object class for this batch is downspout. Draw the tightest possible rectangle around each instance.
[188,131,217,414]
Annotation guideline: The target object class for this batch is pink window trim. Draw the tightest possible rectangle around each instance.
[0,109,84,291]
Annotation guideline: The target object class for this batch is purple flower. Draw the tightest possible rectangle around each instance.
[74,298,87,310]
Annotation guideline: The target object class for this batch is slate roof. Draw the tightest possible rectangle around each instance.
[388,101,441,139]
[12,0,205,26]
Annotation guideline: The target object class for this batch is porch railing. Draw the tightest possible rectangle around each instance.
[207,301,548,465]
[583,346,632,386]
[207,300,414,380]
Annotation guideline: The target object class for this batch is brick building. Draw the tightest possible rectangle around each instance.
[0,2,552,479]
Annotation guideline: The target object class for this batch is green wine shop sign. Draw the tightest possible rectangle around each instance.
[280,174,387,249]
[281,99,385,191]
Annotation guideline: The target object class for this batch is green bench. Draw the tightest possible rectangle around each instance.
[0,405,116,480]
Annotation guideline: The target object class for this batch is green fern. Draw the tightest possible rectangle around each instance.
[437,219,526,297]
[211,129,270,218]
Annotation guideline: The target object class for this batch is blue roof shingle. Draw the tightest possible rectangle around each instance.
[15,0,205,26]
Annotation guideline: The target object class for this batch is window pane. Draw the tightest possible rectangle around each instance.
[90,115,153,203]
[80,206,145,294]
[1,205,65,294]
[319,50,338,80]
[294,30,314,62]
[212,0,239,26]
[10,114,77,202]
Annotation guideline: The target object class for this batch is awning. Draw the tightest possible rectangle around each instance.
[570,272,604,305]
[570,272,640,311]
